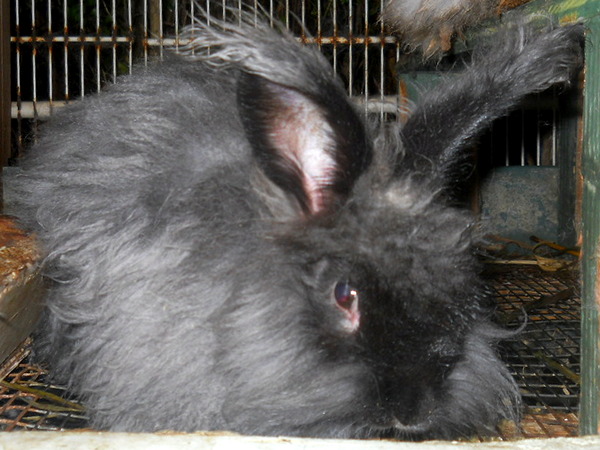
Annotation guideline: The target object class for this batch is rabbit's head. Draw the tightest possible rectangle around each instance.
[217,71,514,438]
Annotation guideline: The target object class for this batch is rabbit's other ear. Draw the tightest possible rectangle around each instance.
[398,21,583,183]
[238,72,372,217]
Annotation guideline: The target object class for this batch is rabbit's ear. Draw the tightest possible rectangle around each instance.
[238,72,371,217]
[399,21,583,182]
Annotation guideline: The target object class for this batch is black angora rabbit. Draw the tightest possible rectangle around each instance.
[5,6,582,440]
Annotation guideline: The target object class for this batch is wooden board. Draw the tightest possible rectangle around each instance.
[0,216,42,371]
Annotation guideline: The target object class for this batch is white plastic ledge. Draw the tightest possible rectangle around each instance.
[0,432,599,450]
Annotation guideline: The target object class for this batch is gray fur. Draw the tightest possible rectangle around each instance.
[5,9,582,440]
[381,0,499,53]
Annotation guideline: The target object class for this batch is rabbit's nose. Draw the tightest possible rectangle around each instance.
[387,384,437,428]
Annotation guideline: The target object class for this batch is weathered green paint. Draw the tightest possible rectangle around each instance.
[520,0,600,435]
[523,0,600,18]
[548,0,596,15]
[579,10,600,436]
[480,167,561,242]
[556,84,581,246]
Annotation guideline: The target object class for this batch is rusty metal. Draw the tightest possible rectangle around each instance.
[0,357,87,431]
[10,34,396,46]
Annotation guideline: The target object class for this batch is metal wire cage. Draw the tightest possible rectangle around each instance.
[0,0,591,441]
[8,0,406,160]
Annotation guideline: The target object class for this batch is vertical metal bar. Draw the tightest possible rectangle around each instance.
[505,115,509,166]
[520,109,525,166]
[128,0,132,74]
[285,0,290,30]
[146,0,161,58]
[158,0,164,59]
[536,94,541,166]
[301,0,305,38]
[205,0,210,28]
[348,0,353,97]
[0,0,11,166]
[174,0,179,50]
[332,0,337,75]
[396,39,403,122]
[488,123,495,165]
[47,0,53,107]
[112,0,117,82]
[363,0,368,111]
[143,0,148,63]
[379,0,385,119]
[64,0,69,100]
[95,0,101,92]
[14,0,23,155]
[317,0,322,49]
[31,0,38,120]
[552,89,558,166]
[80,0,84,97]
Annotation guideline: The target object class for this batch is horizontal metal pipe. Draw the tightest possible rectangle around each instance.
[11,35,398,47]
[11,101,68,119]
[12,95,402,120]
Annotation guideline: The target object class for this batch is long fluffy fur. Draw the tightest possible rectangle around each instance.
[4,8,582,440]
[400,18,584,178]
[381,0,531,54]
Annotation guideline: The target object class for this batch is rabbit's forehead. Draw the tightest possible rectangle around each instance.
[379,179,441,211]
[320,204,478,296]
[344,188,474,257]
[323,193,478,306]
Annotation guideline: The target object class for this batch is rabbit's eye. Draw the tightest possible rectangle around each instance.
[333,282,360,333]
[334,282,358,310]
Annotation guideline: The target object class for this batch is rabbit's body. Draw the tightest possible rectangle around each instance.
[5,10,582,439]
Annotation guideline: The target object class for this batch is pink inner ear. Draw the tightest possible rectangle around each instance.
[269,88,339,215]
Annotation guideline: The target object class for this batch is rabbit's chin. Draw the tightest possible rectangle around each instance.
[348,418,437,441]
[374,418,433,437]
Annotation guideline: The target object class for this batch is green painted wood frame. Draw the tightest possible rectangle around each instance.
[521,0,600,436]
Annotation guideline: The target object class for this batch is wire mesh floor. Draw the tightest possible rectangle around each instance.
[0,360,87,431]
[0,264,582,439]
[487,264,581,438]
